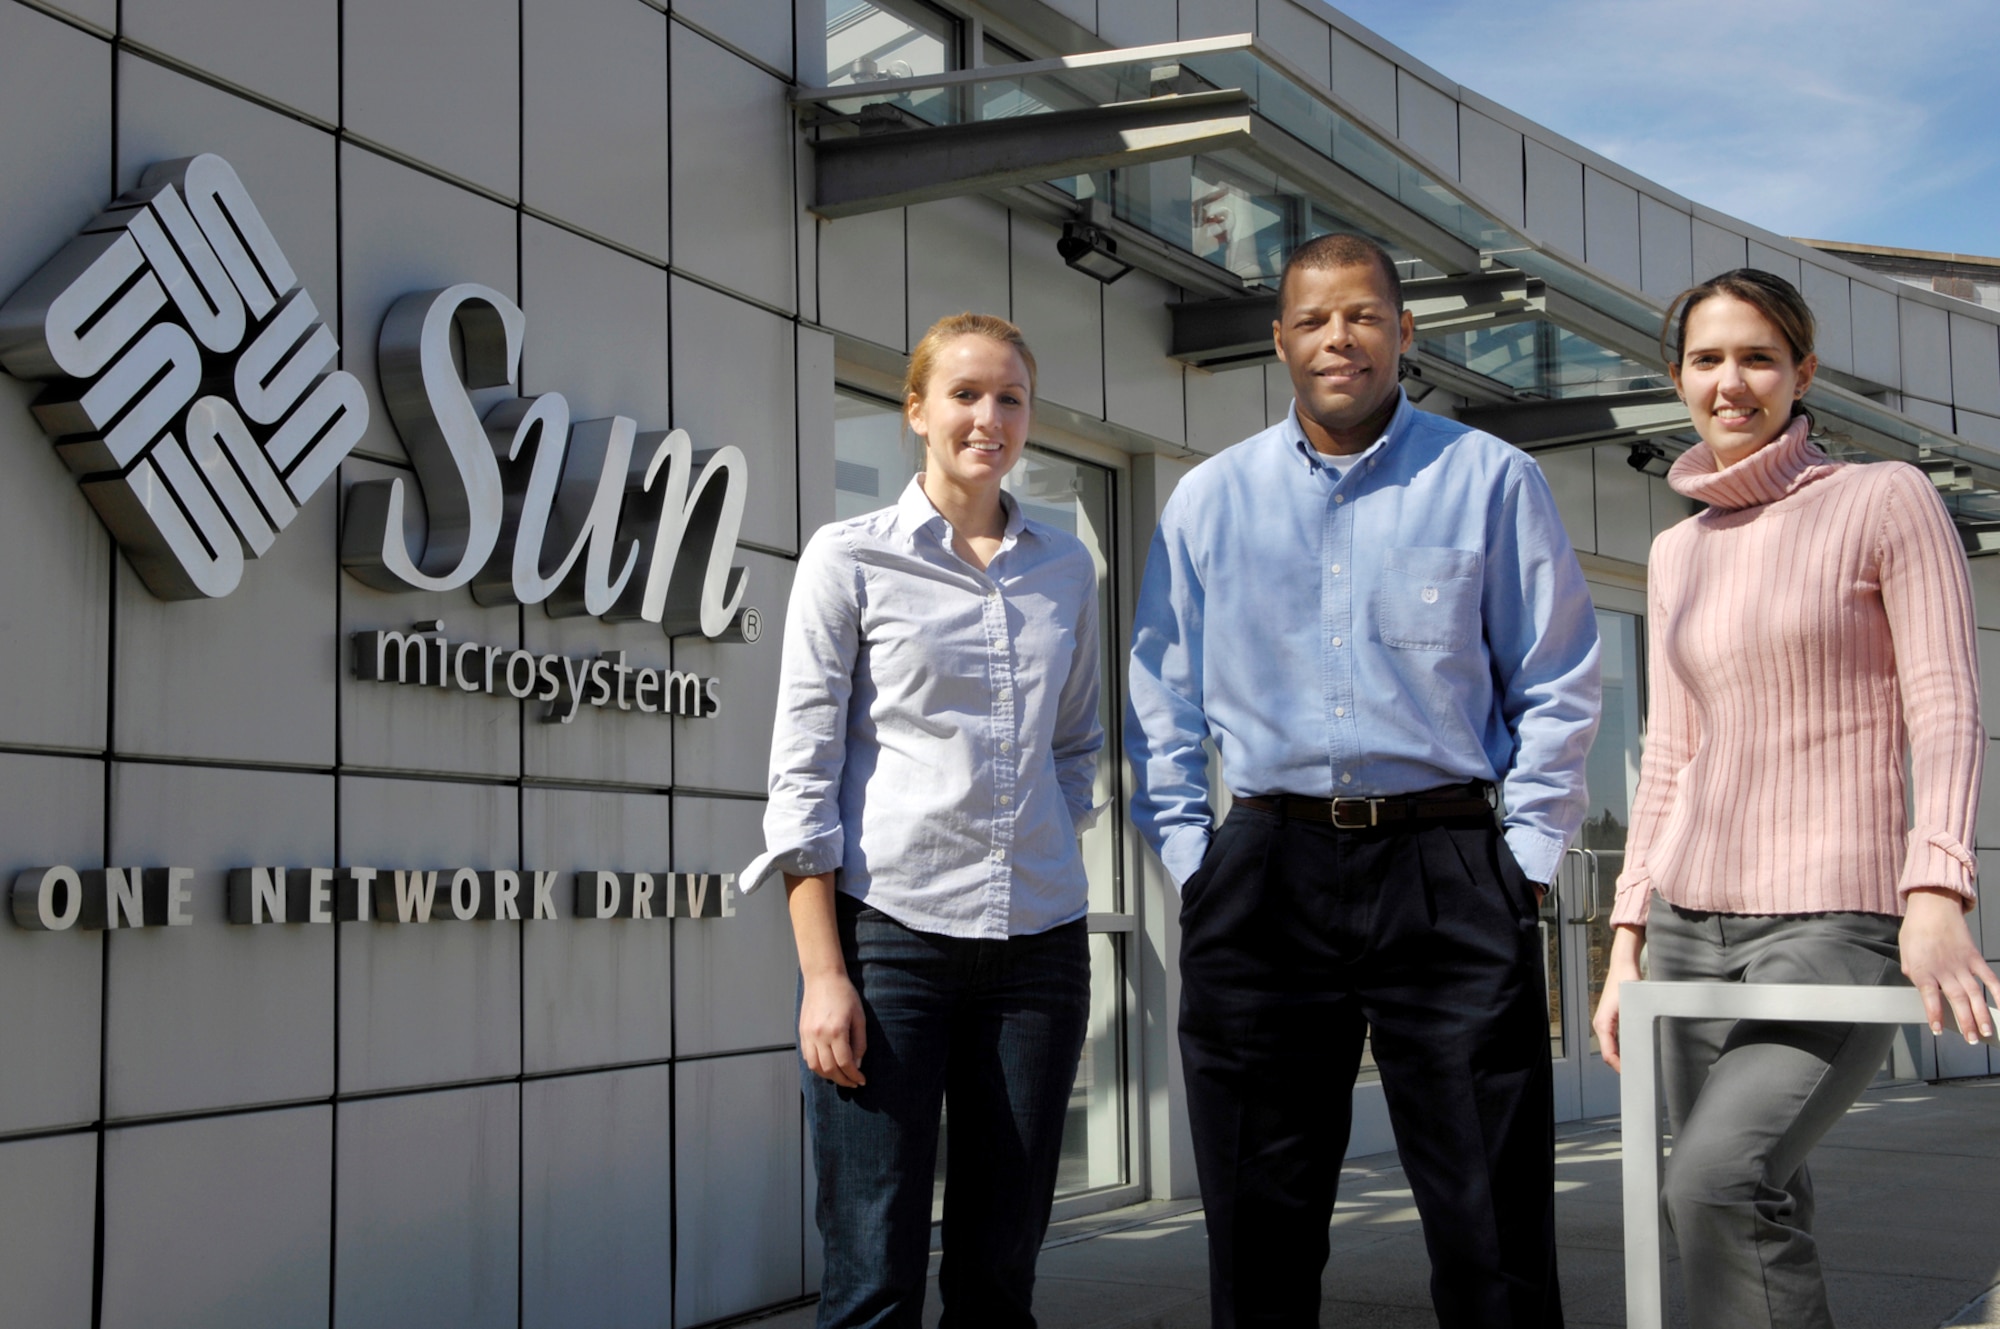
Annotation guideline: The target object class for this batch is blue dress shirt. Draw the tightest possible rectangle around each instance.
[743,476,1103,940]
[1126,392,1600,889]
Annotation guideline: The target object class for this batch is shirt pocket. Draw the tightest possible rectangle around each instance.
[1378,547,1482,652]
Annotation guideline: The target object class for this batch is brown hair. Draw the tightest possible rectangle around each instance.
[903,313,1038,407]
[1278,232,1403,314]
[1661,268,1817,369]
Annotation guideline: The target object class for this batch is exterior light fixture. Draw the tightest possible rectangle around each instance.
[1626,441,1674,478]
[1058,221,1133,285]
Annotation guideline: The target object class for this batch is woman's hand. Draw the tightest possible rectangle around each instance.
[1900,887,2000,1044]
[785,872,869,1088]
[1591,925,1647,1072]
[799,971,869,1088]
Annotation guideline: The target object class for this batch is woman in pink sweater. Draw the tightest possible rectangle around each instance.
[1591,268,1999,1328]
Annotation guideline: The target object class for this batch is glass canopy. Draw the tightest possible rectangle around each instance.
[795,34,2000,528]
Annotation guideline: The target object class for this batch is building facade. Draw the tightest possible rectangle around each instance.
[2,1,1999,1326]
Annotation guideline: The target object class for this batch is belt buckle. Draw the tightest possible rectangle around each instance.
[1329,797,1381,829]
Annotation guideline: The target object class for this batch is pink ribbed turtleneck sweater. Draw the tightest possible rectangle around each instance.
[1611,417,1983,928]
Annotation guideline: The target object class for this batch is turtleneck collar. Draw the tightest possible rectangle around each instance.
[1667,415,1837,512]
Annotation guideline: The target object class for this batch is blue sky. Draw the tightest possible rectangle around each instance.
[1327,0,2000,258]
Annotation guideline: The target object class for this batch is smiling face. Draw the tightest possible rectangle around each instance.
[1273,261,1416,455]
[1670,293,1817,468]
[907,334,1032,501]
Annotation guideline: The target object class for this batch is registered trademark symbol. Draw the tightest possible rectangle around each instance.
[740,607,762,643]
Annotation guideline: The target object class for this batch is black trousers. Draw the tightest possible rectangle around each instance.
[1177,803,1563,1329]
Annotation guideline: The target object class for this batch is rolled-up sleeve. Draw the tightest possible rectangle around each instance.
[740,529,863,896]
[1126,502,1214,888]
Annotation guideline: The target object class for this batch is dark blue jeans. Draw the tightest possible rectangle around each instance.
[804,893,1089,1329]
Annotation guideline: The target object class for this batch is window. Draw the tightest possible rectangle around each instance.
[826,0,957,85]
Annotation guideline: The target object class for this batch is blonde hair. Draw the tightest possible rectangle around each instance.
[903,313,1038,407]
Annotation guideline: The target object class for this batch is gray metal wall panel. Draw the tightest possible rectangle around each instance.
[797,325,838,541]
[520,787,675,1073]
[673,0,794,74]
[1178,0,1255,39]
[113,486,337,766]
[116,55,339,320]
[1263,363,1292,427]
[0,754,103,1136]
[1536,450,1595,556]
[338,457,525,780]
[1745,239,1802,290]
[0,5,111,753]
[123,0,337,124]
[338,145,520,468]
[906,197,1011,344]
[1395,70,1458,180]
[1691,217,1748,283]
[1982,630,2000,739]
[672,795,795,1057]
[1581,168,1640,291]
[1328,24,1397,130]
[1104,267,1188,446]
[1257,0,1331,86]
[1901,391,1955,434]
[1649,476,1696,538]
[674,1052,805,1326]
[670,275,800,553]
[1185,361,1265,455]
[1958,409,2000,449]
[336,776,522,1093]
[1850,280,1903,390]
[670,27,796,313]
[1800,262,1854,376]
[343,0,520,199]
[522,0,670,261]
[1041,0,1096,29]
[1457,106,1523,229]
[1951,312,2000,417]
[1011,213,1105,419]
[1901,299,1954,403]
[1592,444,1652,565]
[520,214,673,430]
[1098,0,1176,46]
[0,1133,96,1329]
[672,548,794,794]
[818,210,908,350]
[519,612,681,787]
[30,0,114,33]
[103,764,335,1119]
[0,377,110,752]
[1522,140,1584,262]
[335,1085,520,1329]
[522,1065,676,1329]
[1637,194,1692,300]
[100,1107,331,1329]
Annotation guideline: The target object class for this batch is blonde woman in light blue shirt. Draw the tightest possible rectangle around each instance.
[742,313,1102,1329]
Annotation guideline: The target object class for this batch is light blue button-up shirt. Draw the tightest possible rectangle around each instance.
[743,476,1102,939]
[1127,392,1600,888]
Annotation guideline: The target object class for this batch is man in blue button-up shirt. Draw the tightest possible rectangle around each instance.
[1127,235,1599,1328]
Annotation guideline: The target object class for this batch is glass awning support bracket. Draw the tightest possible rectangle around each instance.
[1456,390,1690,456]
[1169,273,1546,369]
[806,90,1256,219]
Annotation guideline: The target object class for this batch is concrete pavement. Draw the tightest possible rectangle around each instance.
[747,1077,2000,1328]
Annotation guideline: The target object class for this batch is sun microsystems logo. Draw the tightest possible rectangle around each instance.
[0,153,367,599]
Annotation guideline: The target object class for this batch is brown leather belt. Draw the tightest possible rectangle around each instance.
[1234,782,1495,830]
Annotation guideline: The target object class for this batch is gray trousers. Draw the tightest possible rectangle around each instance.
[1646,896,1903,1329]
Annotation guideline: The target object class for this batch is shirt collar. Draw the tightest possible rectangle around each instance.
[893,473,1026,548]
[1283,390,1412,473]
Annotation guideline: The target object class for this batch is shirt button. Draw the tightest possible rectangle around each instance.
[999,794,1012,807]
[1329,564,1342,575]
[1335,706,1346,717]
[996,686,1012,701]
[1001,740,1014,754]
[1341,772,1354,785]
[1334,494,1346,505]
[1331,636,1343,648]
[988,587,1000,599]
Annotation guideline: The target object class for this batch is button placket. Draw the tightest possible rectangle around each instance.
[983,571,1018,931]
[1324,479,1357,780]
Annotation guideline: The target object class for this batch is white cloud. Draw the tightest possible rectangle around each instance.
[1324,0,2000,248]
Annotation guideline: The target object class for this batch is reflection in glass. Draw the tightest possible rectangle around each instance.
[826,0,957,123]
[1581,609,1642,1051]
[1418,322,1672,400]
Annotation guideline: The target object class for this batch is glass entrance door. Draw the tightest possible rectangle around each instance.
[1542,601,1644,1120]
